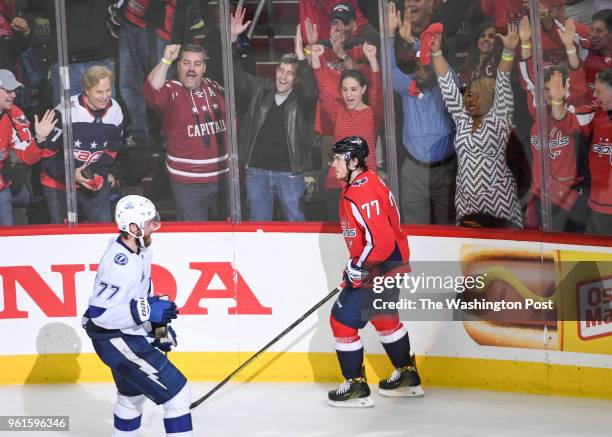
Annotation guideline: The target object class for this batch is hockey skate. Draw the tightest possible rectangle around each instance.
[378,354,425,397]
[328,373,374,408]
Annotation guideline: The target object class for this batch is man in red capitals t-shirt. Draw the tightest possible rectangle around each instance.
[143,44,228,221]
[587,68,612,235]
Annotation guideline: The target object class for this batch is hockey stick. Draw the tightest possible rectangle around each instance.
[190,286,342,409]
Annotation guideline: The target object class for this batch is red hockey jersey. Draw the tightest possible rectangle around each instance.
[0,106,42,191]
[588,110,612,215]
[339,171,409,270]
[143,78,228,184]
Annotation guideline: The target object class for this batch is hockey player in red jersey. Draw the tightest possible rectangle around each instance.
[327,136,424,407]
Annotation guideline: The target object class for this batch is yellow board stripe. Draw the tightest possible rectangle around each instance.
[4,352,612,399]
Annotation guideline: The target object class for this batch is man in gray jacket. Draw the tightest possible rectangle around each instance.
[232,7,317,221]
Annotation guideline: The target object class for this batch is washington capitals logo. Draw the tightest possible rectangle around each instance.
[352,177,368,187]
[340,217,356,239]
[530,128,569,159]
[592,137,612,165]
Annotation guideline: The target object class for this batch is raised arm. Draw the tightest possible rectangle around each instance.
[147,44,180,91]
[558,19,580,70]
[496,22,519,74]
[431,33,465,123]
[388,1,412,93]
[549,70,568,121]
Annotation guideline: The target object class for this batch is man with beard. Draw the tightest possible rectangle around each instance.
[388,3,456,225]
[143,44,228,221]
[82,195,193,436]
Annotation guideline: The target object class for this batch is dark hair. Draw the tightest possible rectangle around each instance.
[179,44,207,61]
[543,65,569,84]
[460,20,498,76]
[592,9,612,32]
[596,68,612,89]
[340,68,367,87]
[277,53,300,78]
[339,69,369,104]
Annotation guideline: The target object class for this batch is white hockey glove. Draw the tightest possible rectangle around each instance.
[343,259,369,289]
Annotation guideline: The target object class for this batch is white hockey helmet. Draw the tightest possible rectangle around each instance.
[115,195,161,238]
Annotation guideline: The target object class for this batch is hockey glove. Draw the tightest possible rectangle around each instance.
[148,296,178,324]
[153,325,177,352]
[130,296,178,325]
[343,259,369,289]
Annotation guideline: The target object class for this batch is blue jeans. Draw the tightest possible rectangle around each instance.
[51,58,115,106]
[43,186,67,224]
[0,186,14,225]
[77,182,112,223]
[119,21,167,142]
[245,167,306,221]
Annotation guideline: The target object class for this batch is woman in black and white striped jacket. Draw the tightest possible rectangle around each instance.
[430,23,522,228]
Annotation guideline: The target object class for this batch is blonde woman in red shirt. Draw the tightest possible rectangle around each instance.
[310,41,383,220]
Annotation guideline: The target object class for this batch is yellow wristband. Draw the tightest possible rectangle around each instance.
[501,55,515,61]
[303,47,311,55]
[551,99,564,106]
[161,58,173,65]
[521,42,532,49]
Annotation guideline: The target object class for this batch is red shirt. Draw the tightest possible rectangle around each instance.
[583,50,612,90]
[143,78,229,184]
[313,46,367,135]
[0,106,42,191]
[529,108,593,205]
[314,69,382,189]
[339,170,409,270]
[124,0,176,41]
[589,110,612,214]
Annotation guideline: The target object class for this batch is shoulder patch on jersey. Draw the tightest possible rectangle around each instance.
[352,177,368,187]
[114,253,128,266]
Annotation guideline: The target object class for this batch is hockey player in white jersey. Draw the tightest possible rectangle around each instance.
[82,195,193,436]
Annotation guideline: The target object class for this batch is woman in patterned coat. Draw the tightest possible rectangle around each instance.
[430,23,522,228]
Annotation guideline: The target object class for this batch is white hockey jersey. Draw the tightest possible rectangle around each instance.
[85,236,153,337]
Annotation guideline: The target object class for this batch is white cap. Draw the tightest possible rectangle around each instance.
[0,70,24,92]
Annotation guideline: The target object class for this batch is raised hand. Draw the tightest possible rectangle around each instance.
[399,7,413,44]
[363,41,377,61]
[163,44,181,62]
[388,1,400,35]
[497,22,520,51]
[330,28,347,57]
[34,110,57,142]
[304,17,318,45]
[558,18,576,49]
[231,5,251,43]
[519,14,531,43]
[549,70,566,103]
[310,44,325,58]
[430,32,442,53]
[294,24,305,60]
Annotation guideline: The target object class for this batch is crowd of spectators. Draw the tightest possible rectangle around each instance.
[0,0,610,236]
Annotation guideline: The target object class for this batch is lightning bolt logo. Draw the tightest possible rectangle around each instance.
[110,338,168,389]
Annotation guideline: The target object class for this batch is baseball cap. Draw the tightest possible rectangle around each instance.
[330,2,355,24]
[0,70,24,92]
